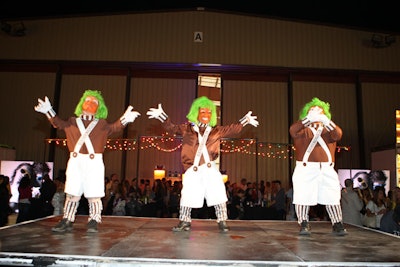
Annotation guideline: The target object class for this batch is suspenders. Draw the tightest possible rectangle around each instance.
[72,117,98,159]
[302,124,332,165]
[192,124,212,171]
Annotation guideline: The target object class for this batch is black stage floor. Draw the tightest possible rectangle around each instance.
[0,215,399,267]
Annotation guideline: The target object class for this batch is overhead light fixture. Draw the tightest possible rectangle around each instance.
[371,33,396,48]
[1,21,26,37]
[385,35,396,46]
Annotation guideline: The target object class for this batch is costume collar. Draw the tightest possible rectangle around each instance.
[309,122,322,129]
[197,122,209,128]
[80,114,95,121]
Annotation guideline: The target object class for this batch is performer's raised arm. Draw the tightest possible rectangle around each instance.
[146,103,168,122]
[34,96,56,119]
[120,105,141,126]
[239,111,259,127]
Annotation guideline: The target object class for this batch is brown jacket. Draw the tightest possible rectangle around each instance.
[163,119,243,171]
[50,116,125,154]
[289,121,342,162]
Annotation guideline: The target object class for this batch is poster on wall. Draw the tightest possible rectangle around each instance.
[338,169,390,194]
[0,160,54,206]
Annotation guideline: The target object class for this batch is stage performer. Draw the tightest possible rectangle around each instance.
[290,97,347,236]
[34,90,140,233]
[147,96,258,232]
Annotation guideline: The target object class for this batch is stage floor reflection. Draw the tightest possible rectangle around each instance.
[0,215,399,266]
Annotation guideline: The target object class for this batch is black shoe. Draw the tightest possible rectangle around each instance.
[87,220,98,233]
[172,221,191,232]
[218,221,230,232]
[332,222,347,236]
[52,218,73,233]
[299,220,311,236]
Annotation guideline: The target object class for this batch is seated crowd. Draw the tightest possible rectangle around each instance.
[100,175,291,220]
[3,172,400,237]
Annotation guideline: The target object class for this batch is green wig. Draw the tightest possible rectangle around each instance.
[299,97,332,120]
[186,96,217,127]
[74,90,108,119]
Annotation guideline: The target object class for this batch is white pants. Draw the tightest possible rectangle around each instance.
[65,153,105,198]
[292,161,341,205]
[180,162,228,208]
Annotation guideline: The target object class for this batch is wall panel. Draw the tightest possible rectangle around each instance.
[1,11,398,71]
[127,76,197,180]
[0,72,55,163]
[221,80,290,189]
[361,83,400,169]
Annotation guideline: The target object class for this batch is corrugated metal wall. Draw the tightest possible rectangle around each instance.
[128,76,197,180]
[0,72,56,161]
[0,11,398,71]
[221,80,289,187]
[361,83,400,166]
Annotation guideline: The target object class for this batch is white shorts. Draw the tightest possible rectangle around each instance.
[65,153,105,198]
[180,162,228,208]
[292,161,341,205]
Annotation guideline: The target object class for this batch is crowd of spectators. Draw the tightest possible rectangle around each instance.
[2,172,400,237]
[100,175,290,220]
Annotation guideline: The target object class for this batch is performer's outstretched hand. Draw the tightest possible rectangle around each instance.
[120,105,141,126]
[34,96,56,118]
[240,111,259,127]
[302,106,323,126]
[315,113,336,131]
[314,113,329,125]
[147,103,168,122]
[34,96,52,113]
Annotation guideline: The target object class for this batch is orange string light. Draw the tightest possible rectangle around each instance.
[45,136,350,158]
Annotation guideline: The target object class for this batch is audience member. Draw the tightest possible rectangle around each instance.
[153,179,167,218]
[238,178,248,191]
[40,174,57,217]
[0,175,11,226]
[263,181,272,206]
[363,187,387,229]
[270,180,286,220]
[168,182,181,218]
[52,177,66,215]
[229,189,245,220]
[128,178,141,199]
[125,192,142,216]
[29,174,56,220]
[340,178,364,226]
[16,175,32,223]
[111,185,127,216]
[285,183,296,221]
[380,188,400,235]
[104,179,121,215]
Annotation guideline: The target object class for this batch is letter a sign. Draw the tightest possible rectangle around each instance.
[194,32,203,43]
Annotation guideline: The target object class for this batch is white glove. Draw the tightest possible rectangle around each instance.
[146,103,168,123]
[315,114,330,125]
[120,105,141,126]
[34,96,56,119]
[302,106,322,126]
[31,187,41,198]
[239,111,259,127]
[315,114,336,131]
